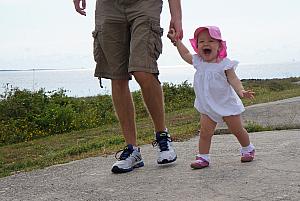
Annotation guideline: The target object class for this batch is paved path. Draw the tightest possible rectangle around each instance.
[1,130,299,201]
[1,97,300,201]
[217,96,300,131]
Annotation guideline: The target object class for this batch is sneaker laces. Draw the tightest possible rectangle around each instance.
[115,145,133,160]
[152,132,171,152]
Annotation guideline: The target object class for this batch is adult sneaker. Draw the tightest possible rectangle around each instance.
[111,144,144,173]
[152,131,177,164]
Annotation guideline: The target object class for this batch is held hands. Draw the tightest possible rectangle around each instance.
[73,0,86,16]
[239,89,255,99]
[167,27,192,64]
[169,20,183,41]
[167,28,178,46]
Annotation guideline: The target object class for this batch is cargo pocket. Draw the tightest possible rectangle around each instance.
[149,22,163,60]
[92,30,102,63]
[92,29,105,81]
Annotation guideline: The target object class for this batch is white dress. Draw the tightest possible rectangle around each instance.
[192,54,245,123]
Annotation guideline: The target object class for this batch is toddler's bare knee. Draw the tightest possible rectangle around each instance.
[199,129,213,140]
[231,127,247,136]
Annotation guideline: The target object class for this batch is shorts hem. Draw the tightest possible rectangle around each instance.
[129,67,159,74]
[94,72,131,80]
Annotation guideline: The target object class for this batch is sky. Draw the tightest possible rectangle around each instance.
[1,0,300,70]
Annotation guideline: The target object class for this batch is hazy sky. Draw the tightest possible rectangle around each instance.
[1,0,300,70]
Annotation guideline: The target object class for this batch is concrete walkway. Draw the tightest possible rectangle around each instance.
[217,96,300,131]
[0,97,300,201]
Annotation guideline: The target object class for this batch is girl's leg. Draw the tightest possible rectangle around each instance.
[223,115,249,147]
[199,114,217,154]
[223,115,255,162]
[191,114,216,169]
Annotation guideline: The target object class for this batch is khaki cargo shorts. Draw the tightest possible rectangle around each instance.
[92,0,163,80]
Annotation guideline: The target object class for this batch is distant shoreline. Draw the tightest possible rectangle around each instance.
[0,69,55,72]
[0,68,89,72]
[1,63,299,97]
[0,61,299,72]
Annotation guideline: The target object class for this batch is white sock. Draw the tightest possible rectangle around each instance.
[133,146,139,151]
[196,154,210,162]
[154,128,168,136]
[241,143,255,154]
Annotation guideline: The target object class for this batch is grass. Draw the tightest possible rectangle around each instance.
[0,109,200,177]
[1,77,300,178]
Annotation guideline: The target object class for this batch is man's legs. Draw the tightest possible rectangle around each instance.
[111,79,137,146]
[133,72,165,132]
[133,71,177,164]
[111,79,145,173]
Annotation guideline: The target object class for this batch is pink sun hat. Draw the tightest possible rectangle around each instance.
[189,26,227,59]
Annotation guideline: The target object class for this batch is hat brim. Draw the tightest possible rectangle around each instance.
[189,26,227,59]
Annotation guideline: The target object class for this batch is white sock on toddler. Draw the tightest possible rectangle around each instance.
[240,143,255,154]
[197,154,210,162]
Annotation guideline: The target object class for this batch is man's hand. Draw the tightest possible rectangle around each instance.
[168,0,183,40]
[169,19,183,40]
[73,0,86,16]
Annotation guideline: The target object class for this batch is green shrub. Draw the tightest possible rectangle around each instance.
[163,80,195,112]
[0,81,195,145]
[0,87,118,145]
[1,77,299,145]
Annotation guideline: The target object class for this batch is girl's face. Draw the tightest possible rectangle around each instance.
[197,29,220,63]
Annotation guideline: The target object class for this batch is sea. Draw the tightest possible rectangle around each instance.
[1,62,300,97]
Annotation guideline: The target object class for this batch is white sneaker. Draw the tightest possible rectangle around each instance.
[111,144,144,173]
[152,131,177,164]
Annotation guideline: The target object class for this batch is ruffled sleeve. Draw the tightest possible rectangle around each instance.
[223,58,239,71]
[192,54,203,70]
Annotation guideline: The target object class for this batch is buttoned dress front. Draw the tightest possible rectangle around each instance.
[192,55,245,123]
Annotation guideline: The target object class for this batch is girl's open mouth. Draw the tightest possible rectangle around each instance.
[203,48,212,55]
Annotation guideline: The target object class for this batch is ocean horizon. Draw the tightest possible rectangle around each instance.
[1,61,300,97]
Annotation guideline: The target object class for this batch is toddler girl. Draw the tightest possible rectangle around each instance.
[168,26,255,169]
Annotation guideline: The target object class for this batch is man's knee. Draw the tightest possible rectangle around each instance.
[111,79,129,90]
[132,72,159,86]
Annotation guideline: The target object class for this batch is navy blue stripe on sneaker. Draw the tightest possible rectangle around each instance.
[111,161,144,173]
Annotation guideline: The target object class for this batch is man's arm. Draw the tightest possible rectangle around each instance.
[73,0,87,16]
[168,0,183,40]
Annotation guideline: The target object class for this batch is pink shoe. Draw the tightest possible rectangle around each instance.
[241,150,255,163]
[190,156,209,169]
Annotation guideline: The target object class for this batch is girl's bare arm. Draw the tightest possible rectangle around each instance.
[226,69,255,99]
[174,40,193,65]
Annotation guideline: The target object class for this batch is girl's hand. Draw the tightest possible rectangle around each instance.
[167,28,177,46]
[240,89,255,99]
